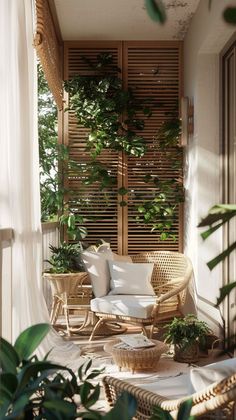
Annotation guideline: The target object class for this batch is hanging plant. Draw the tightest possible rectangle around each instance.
[64,53,148,159]
[134,118,184,240]
[64,54,184,241]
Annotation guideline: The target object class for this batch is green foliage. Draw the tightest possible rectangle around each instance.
[151,399,194,420]
[45,242,85,273]
[0,324,138,419]
[199,204,236,270]
[164,315,210,349]
[38,63,88,242]
[223,7,236,24]
[145,0,166,24]
[64,53,147,159]
[198,204,236,349]
[135,118,184,240]
[38,63,59,221]
[145,0,236,26]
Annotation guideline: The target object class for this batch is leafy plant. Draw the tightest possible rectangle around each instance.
[135,118,184,240]
[151,399,194,420]
[164,314,210,350]
[64,53,147,159]
[0,323,137,419]
[198,204,236,349]
[45,242,85,274]
[145,0,236,26]
[38,63,88,243]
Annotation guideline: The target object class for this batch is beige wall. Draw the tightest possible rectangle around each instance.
[184,0,236,334]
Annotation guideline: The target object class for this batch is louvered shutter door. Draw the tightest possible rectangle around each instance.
[64,42,122,252]
[123,42,183,254]
[64,41,183,254]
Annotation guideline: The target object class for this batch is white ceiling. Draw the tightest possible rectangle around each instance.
[54,0,200,41]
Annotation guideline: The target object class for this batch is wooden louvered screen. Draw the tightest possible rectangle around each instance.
[123,42,183,254]
[64,41,183,254]
[64,42,122,252]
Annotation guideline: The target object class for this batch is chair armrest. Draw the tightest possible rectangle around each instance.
[156,260,193,304]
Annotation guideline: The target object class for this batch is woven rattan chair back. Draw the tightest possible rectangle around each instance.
[103,372,236,419]
[132,251,191,306]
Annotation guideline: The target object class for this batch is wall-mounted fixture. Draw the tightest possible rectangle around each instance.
[181,97,194,146]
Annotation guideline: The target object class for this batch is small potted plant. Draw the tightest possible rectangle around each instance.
[45,241,85,274]
[164,314,210,363]
[43,242,88,329]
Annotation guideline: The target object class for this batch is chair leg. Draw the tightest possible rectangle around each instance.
[51,296,61,325]
[149,324,155,339]
[89,318,105,341]
[141,325,149,337]
[64,306,71,337]
[53,299,62,325]
[50,295,58,324]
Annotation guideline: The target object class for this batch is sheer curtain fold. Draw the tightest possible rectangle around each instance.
[0,0,81,367]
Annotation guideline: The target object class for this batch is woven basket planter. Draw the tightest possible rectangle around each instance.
[105,339,168,373]
[43,272,87,296]
[174,342,199,363]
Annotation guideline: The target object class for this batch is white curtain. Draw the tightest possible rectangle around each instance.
[0,0,82,367]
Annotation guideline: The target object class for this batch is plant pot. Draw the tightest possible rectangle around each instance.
[174,342,199,363]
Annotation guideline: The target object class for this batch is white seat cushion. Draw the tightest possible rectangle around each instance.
[190,357,236,393]
[108,261,154,295]
[90,294,157,318]
[136,374,189,399]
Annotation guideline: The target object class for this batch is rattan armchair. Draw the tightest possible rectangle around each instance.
[89,251,193,340]
[103,373,236,419]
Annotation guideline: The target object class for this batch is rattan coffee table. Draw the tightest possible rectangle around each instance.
[104,339,168,373]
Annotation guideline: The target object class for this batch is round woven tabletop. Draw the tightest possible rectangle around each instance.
[104,339,169,373]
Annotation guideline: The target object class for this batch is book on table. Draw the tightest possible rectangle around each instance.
[114,334,155,350]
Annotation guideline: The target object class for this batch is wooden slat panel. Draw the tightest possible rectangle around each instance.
[65,41,183,254]
[65,43,122,252]
[123,42,183,254]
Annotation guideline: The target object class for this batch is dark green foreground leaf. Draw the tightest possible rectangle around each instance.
[224,7,236,24]
[145,0,166,23]
[14,323,50,361]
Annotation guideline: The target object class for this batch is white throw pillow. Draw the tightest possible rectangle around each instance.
[190,357,236,393]
[108,261,155,295]
[81,249,113,297]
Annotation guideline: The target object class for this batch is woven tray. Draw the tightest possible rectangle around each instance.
[104,339,168,373]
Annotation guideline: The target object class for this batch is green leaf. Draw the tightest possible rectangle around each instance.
[119,200,127,207]
[223,7,236,24]
[16,361,68,394]
[150,406,173,419]
[83,383,100,409]
[8,394,29,418]
[216,282,236,306]
[0,373,18,397]
[84,359,93,374]
[118,187,129,196]
[177,399,193,420]
[43,399,76,416]
[145,0,166,24]
[0,337,19,374]
[207,241,236,270]
[80,382,91,405]
[104,392,137,420]
[14,323,50,361]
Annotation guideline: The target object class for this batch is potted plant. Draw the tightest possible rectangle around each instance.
[43,242,88,331]
[164,314,210,363]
